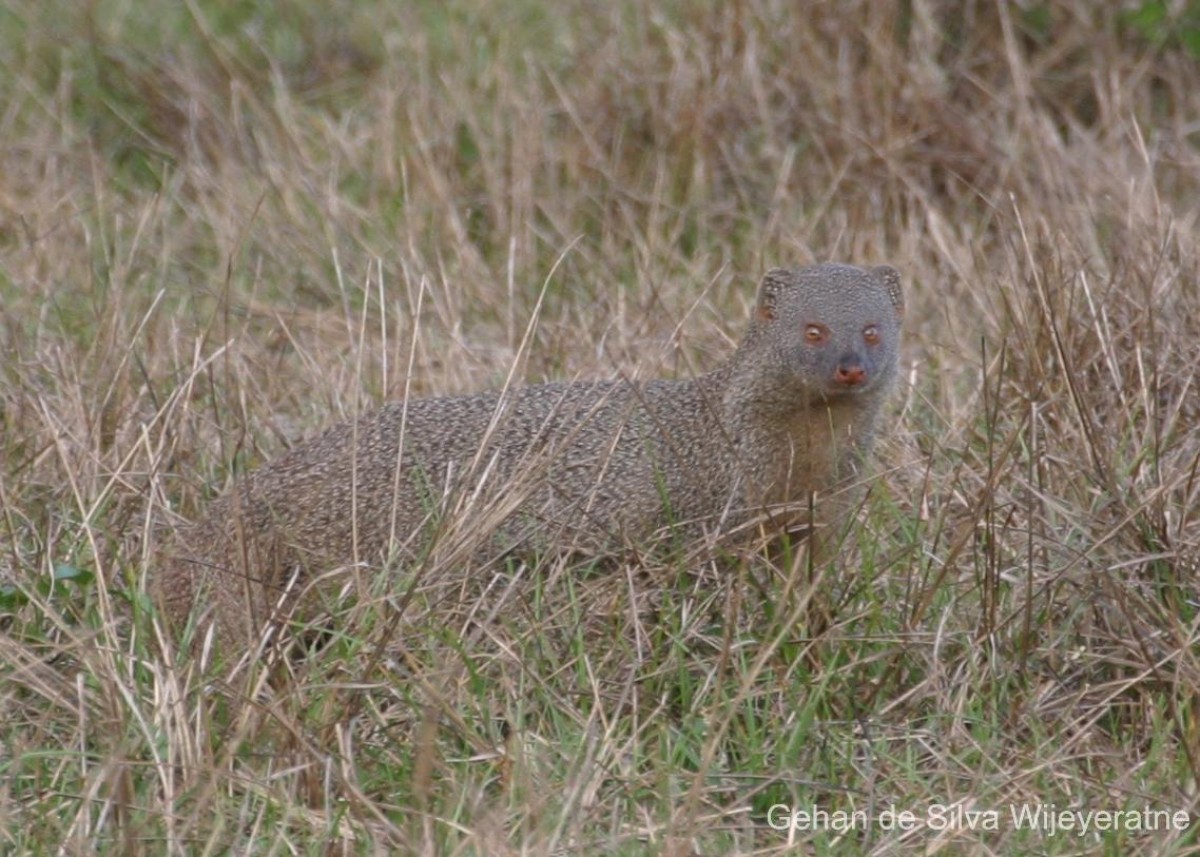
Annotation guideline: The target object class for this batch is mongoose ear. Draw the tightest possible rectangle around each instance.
[872,265,904,318]
[756,268,791,321]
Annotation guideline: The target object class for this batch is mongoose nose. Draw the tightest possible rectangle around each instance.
[834,364,867,386]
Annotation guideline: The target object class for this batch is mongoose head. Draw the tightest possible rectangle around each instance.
[744,263,904,402]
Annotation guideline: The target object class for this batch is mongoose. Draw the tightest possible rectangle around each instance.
[157,263,903,650]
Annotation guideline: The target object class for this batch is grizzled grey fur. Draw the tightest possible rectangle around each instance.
[156,263,904,649]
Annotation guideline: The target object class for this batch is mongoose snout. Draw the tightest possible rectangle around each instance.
[834,359,868,387]
[155,262,904,650]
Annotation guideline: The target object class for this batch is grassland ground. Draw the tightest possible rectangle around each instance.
[2,1,1199,854]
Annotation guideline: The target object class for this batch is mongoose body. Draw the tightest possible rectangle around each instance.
[157,263,904,648]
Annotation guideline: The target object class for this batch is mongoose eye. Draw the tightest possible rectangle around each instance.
[804,324,829,344]
[863,325,880,345]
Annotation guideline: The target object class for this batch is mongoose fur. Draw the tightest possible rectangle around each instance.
[156,263,904,649]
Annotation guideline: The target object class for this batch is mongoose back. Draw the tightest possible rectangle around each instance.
[157,263,904,649]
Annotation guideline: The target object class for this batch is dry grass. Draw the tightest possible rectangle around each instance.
[2,1,1200,854]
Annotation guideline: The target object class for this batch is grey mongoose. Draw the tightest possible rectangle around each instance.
[156,262,904,649]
